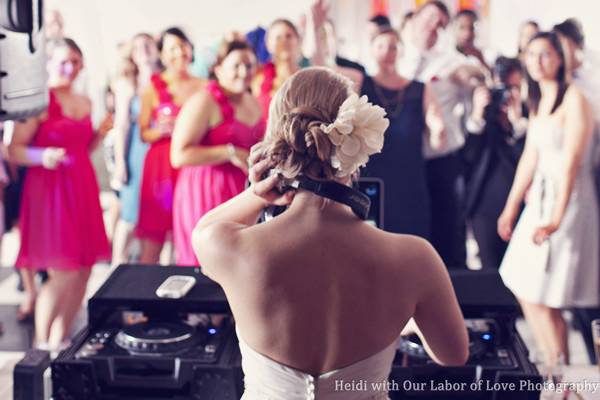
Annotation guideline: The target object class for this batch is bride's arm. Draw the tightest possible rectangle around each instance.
[194,188,269,234]
[192,144,294,270]
[409,240,469,366]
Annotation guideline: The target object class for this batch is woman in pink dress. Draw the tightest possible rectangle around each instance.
[171,39,264,266]
[10,38,110,349]
[136,27,203,263]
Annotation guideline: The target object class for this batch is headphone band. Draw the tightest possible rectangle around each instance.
[296,178,371,220]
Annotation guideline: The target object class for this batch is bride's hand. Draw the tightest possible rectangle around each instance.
[248,144,295,206]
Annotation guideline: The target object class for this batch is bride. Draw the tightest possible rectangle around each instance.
[192,67,468,399]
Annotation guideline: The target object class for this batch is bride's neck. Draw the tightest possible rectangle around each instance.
[287,189,354,219]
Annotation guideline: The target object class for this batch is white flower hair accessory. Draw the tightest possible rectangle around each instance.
[320,93,389,177]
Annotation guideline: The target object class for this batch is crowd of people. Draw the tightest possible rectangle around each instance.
[0,0,597,380]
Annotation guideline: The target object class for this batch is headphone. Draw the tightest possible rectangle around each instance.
[262,177,371,221]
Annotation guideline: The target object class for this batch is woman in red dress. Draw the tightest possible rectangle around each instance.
[136,27,203,263]
[10,38,110,349]
[171,39,265,266]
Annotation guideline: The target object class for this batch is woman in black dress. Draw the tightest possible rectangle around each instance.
[339,25,445,238]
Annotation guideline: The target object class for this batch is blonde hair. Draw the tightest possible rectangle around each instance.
[261,67,353,181]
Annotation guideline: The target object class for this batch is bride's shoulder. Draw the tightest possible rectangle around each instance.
[376,232,442,275]
[375,228,430,251]
[192,221,247,280]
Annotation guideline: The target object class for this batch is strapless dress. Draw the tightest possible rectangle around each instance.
[237,329,399,400]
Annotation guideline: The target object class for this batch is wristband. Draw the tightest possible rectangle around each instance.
[25,147,45,165]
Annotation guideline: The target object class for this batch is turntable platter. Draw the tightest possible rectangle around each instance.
[115,322,199,355]
[398,331,487,361]
[398,319,497,362]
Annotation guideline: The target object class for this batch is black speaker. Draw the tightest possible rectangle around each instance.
[0,0,48,121]
[13,349,51,400]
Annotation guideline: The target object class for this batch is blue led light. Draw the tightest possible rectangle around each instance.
[482,334,491,341]
[208,328,217,335]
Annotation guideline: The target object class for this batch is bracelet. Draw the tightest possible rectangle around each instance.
[226,143,236,160]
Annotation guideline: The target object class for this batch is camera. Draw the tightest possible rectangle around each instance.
[489,85,511,108]
[484,85,511,120]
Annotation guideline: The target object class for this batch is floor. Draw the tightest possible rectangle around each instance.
[0,194,596,399]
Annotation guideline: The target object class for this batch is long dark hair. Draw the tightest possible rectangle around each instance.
[158,27,194,54]
[525,31,568,115]
[493,56,522,84]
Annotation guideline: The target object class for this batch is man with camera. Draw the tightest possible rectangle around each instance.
[463,56,528,270]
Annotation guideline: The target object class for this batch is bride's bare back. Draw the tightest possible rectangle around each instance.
[198,192,468,375]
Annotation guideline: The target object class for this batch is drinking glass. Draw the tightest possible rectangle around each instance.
[592,319,600,372]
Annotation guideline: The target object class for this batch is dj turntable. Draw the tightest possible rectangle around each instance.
[112,321,206,357]
[50,266,541,400]
[390,271,542,400]
[398,319,517,368]
[74,319,229,362]
[391,326,540,399]
[51,265,242,400]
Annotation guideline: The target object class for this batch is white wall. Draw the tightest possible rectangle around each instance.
[488,0,600,59]
[52,0,314,66]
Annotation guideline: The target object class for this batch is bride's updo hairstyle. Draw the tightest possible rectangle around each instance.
[262,67,354,181]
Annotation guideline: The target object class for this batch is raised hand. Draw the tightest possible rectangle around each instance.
[472,86,491,122]
[311,0,329,31]
[247,143,295,206]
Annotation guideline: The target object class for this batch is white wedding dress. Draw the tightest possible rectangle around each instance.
[499,117,599,307]
[237,329,398,400]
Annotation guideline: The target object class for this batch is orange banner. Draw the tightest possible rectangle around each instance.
[459,0,478,9]
[458,0,489,17]
[371,0,388,16]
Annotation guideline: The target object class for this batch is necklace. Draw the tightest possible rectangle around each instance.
[371,79,406,118]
